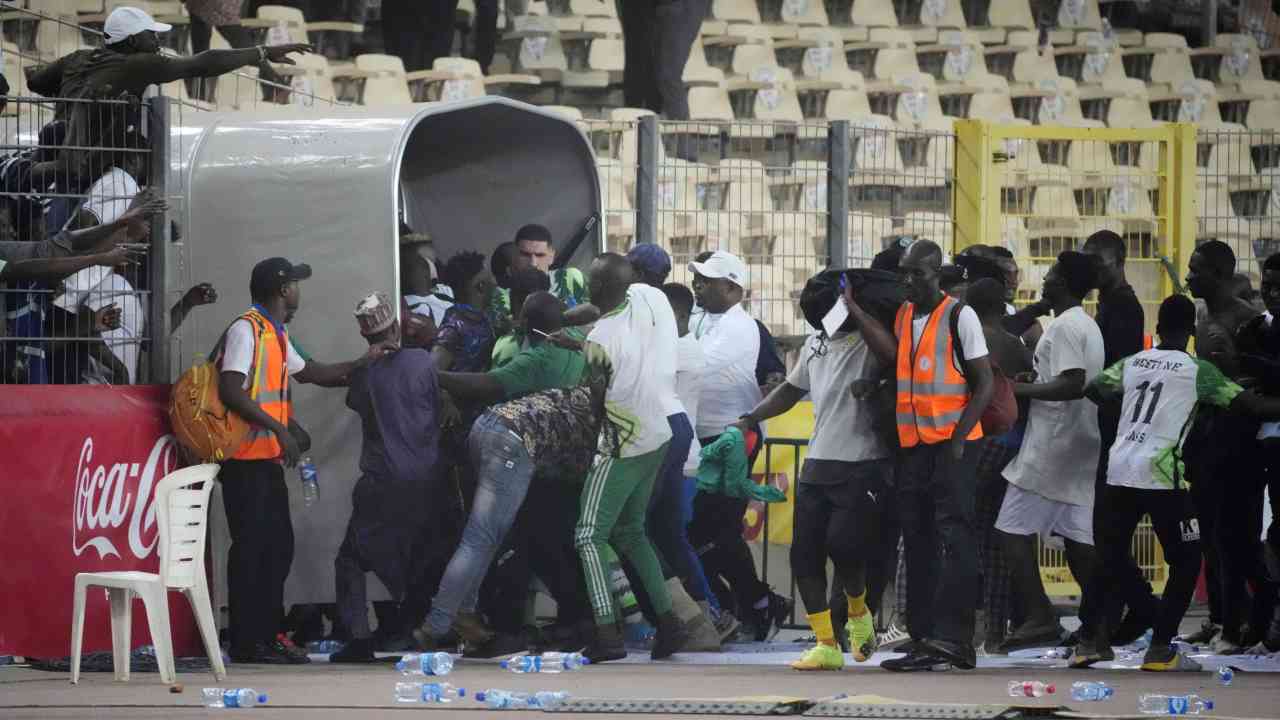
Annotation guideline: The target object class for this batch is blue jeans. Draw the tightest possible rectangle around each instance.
[647,413,718,609]
[426,413,534,638]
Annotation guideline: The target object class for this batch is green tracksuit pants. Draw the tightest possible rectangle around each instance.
[575,443,672,625]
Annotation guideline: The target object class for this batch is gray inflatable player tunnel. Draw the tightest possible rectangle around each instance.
[170,97,601,605]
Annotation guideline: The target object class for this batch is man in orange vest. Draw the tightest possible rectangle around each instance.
[842,239,994,672]
[217,257,392,665]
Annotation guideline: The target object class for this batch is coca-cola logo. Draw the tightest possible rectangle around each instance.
[72,435,179,561]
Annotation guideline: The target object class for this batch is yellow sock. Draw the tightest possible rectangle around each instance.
[807,610,836,646]
[846,591,868,618]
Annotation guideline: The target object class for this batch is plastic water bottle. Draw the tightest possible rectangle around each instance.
[1008,681,1055,698]
[539,651,589,673]
[299,458,318,507]
[1217,665,1234,686]
[1071,681,1114,702]
[203,688,268,708]
[308,639,344,654]
[394,682,465,703]
[534,691,571,709]
[396,651,453,676]
[476,689,534,709]
[502,653,542,673]
[1138,694,1215,715]
[1134,629,1153,650]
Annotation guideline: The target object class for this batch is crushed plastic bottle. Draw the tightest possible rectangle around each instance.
[203,688,268,708]
[299,458,319,507]
[394,682,465,703]
[1217,665,1234,686]
[1008,680,1055,698]
[1070,681,1114,702]
[307,639,344,654]
[1134,629,1153,651]
[533,691,571,709]
[476,689,534,710]
[396,651,453,676]
[1138,694,1214,715]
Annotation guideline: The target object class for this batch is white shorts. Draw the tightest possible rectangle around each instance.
[995,483,1093,546]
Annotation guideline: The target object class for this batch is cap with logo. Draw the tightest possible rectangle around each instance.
[103,6,172,43]
[688,251,748,288]
[250,257,312,299]
[354,291,396,337]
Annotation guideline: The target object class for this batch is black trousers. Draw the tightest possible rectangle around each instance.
[897,440,980,647]
[382,0,458,72]
[1093,403,1159,627]
[220,459,294,655]
[472,0,500,73]
[1096,485,1202,647]
[617,0,708,119]
[790,460,886,614]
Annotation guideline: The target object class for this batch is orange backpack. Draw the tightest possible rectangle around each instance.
[168,325,250,462]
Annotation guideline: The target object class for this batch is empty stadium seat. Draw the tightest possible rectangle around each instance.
[561,18,623,89]
[503,14,569,85]
[891,72,957,133]
[214,66,264,111]
[410,57,542,102]
[967,0,1034,44]
[336,54,415,105]
[846,28,921,82]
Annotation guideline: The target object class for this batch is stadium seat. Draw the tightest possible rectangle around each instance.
[684,38,726,86]
[902,0,966,44]
[214,65,265,111]
[903,210,953,246]
[1025,184,1084,255]
[891,72,957,133]
[561,18,623,89]
[846,28,921,82]
[1052,0,1102,45]
[848,210,896,263]
[850,116,916,187]
[597,158,636,248]
[410,57,542,102]
[503,14,569,85]
[704,22,773,73]
[1139,33,1198,93]
[819,81,899,129]
[248,4,365,58]
[726,65,805,138]
[1211,33,1269,89]
[27,7,92,59]
[850,0,898,30]
[547,0,616,19]
[335,54,415,105]
[272,53,340,105]
[967,0,1034,44]
[776,0,830,28]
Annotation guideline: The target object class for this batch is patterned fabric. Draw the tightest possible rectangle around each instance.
[551,267,589,308]
[974,437,1019,642]
[435,304,495,372]
[488,383,604,480]
[184,0,243,26]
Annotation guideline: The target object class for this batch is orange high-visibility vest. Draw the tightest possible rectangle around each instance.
[894,296,983,447]
[228,308,292,461]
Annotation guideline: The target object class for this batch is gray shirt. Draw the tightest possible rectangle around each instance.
[786,330,888,465]
[0,230,75,263]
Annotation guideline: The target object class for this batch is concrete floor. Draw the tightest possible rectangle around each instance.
[4,655,1279,719]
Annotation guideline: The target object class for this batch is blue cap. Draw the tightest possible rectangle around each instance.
[258,693,268,704]
[626,243,671,280]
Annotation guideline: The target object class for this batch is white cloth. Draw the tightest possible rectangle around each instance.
[692,302,763,438]
[53,168,140,312]
[909,303,989,364]
[1003,306,1105,506]
[404,283,454,326]
[79,273,144,384]
[675,333,706,475]
[586,283,679,458]
[995,482,1094,545]
[787,330,887,462]
[221,316,306,390]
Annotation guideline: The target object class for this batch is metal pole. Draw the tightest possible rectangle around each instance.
[1203,0,1217,47]
[635,114,659,247]
[827,120,850,268]
[146,96,171,383]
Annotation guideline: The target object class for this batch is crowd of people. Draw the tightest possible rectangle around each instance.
[209,218,1280,673]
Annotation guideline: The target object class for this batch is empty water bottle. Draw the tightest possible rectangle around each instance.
[1138,694,1214,715]
[476,689,534,710]
[299,458,319,507]
[538,651,588,673]
[396,651,453,676]
[534,691,571,709]
[394,682,465,703]
[502,653,542,673]
[1134,629,1153,650]
[1070,681,1114,702]
[203,688,268,708]
[1217,665,1234,686]
[1008,681,1055,698]
[308,639,344,654]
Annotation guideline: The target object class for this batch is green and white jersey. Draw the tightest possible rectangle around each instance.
[1088,349,1242,490]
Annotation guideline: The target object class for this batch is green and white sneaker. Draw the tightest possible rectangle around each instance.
[791,643,845,671]
[846,613,878,662]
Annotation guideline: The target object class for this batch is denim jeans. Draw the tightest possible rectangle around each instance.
[426,413,534,638]
[648,413,717,606]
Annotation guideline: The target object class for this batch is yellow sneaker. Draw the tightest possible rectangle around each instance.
[846,613,878,662]
[790,643,844,671]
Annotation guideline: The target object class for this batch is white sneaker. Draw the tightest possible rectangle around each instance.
[878,623,911,651]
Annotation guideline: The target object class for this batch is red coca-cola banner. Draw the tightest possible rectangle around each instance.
[0,385,201,658]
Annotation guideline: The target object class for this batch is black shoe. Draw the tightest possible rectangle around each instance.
[1179,619,1220,646]
[375,632,417,653]
[584,622,627,664]
[329,637,377,663]
[274,633,311,662]
[881,651,952,672]
[922,638,977,670]
[751,592,793,642]
[651,611,690,660]
[1112,608,1156,646]
[897,638,926,656]
[233,641,308,665]
[463,632,530,659]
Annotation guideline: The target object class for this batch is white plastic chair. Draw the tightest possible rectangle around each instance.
[70,464,225,685]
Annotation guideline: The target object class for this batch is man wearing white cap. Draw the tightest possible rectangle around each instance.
[25,6,310,184]
[686,250,792,641]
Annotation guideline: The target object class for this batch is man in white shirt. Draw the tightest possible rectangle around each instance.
[997,251,1106,655]
[400,234,453,327]
[575,253,689,663]
[843,239,994,672]
[685,251,792,642]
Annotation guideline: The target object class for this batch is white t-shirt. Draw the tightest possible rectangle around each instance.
[1003,306,1105,506]
[693,302,763,439]
[787,330,888,463]
[404,283,454,326]
[585,284,679,458]
[909,303,990,364]
[79,273,144,384]
[53,167,140,312]
[221,316,307,390]
[675,333,707,475]
[1091,349,1243,490]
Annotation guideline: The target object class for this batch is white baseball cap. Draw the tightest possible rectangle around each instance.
[104,6,172,43]
[689,251,748,288]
